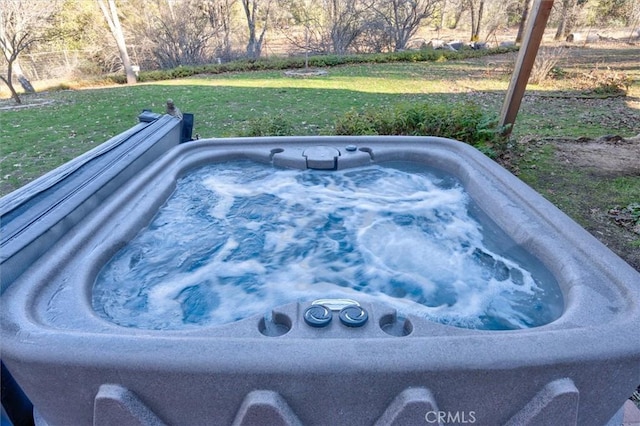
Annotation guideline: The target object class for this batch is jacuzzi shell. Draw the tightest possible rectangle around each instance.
[1,135,639,426]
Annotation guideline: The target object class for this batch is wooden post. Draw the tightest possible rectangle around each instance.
[499,0,554,136]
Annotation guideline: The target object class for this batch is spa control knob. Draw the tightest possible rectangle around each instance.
[339,306,368,327]
[304,305,332,327]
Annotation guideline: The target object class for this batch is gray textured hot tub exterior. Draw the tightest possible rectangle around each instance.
[1,134,639,426]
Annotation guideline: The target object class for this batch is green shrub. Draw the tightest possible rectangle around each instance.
[122,46,519,84]
[242,115,295,137]
[334,101,506,157]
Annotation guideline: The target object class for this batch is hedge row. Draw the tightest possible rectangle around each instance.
[108,46,518,84]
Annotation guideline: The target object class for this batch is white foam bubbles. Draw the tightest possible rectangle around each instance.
[92,161,563,330]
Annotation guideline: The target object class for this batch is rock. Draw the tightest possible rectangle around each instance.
[597,134,624,143]
[447,41,464,51]
[428,39,445,49]
[565,33,600,43]
[586,34,601,43]
[566,33,580,42]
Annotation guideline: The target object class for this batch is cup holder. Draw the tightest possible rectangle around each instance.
[259,312,292,337]
[260,305,412,337]
[380,313,413,337]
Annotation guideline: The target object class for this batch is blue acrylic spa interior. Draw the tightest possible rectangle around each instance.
[1,113,639,426]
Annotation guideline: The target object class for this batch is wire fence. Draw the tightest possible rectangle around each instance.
[0,50,96,82]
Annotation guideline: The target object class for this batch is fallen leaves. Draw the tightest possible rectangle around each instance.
[608,203,640,235]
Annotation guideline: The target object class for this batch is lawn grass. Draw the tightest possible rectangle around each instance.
[1,49,639,197]
[518,143,640,217]
[517,140,640,256]
[0,62,486,193]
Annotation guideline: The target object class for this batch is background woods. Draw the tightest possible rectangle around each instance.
[1,0,639,99]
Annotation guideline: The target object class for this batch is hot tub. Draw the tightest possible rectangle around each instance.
[1,134,639,426]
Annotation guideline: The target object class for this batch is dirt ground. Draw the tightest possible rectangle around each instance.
[545,135,640,271]
[553,134,640,177]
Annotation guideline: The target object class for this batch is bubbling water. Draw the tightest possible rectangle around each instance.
[92,161,563,330]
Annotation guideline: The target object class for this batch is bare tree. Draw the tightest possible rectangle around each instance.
[275,0,369,55]
[0,0,62,103]
[368,0,439,51]
[276,0,337,56]
[241,0,272,59]
[147,0,217,68]
[467,0,485,41]
[482,0,521,43]
[326,0,368,54]
[515,0,533,43]
[275,0,328,54]
[201,0,238,61]
[436,0,448,31]
[554,0,585,40]
[96,0,137,83]
[593,0,640,27]
[447,0,467,29]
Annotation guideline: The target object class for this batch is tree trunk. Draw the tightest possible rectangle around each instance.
[13,62,35,93]
[242,0,261,59]
[246,23,258,59]
[96,0,137,84]
[555,0,577,41]
[0,73,21,104]
[0,19,21,103]
[439,0,447,31]
[222,0,234,60]
[451,6,463,29]
[554,13,566,39]
[469,0,476,41]
[563,5,578,39]
[473,0,484,41]
[515,0,532,43]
